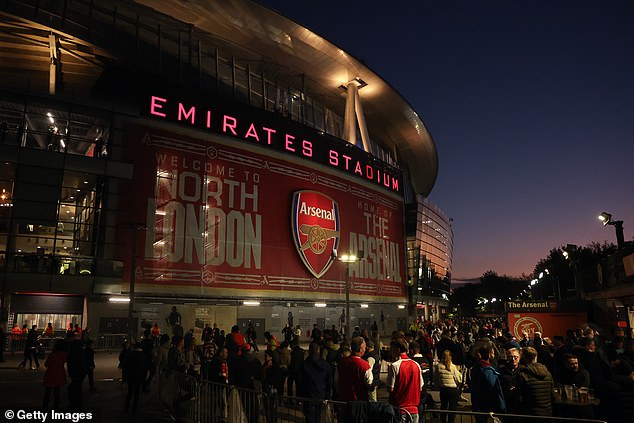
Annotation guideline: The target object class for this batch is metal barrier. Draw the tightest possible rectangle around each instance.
[275,395,347,423]
[3,333,69,354]
[422,409,607,423]
[162,372,348,423]
[2,332,132,358]
[7,335,25,354]
[159,374,609,423]
[92,334,129,351]
[38,335,66,350]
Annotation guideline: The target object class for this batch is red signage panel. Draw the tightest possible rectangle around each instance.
[118,125,406,300]
[507,312,587,340]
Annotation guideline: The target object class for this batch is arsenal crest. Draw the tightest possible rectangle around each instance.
[291,190,340,278]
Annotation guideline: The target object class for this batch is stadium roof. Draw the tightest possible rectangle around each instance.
[137,0,438,196]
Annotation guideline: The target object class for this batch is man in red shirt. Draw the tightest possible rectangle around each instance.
[338,336,373,401]
[387,339,424,422]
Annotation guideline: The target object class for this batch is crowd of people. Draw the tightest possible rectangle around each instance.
[396,317,634,423]
[5,323,97,411]
[5,314,634,422]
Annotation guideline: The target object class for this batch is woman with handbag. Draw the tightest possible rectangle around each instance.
[435,349,463,423]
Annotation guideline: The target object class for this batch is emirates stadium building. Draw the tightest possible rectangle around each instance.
[0,0,452,337]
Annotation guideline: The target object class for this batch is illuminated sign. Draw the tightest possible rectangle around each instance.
[145,95,402,194]
[118,125,406,300]
[505,300,553,312]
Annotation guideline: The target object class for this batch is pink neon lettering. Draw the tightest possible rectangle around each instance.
[302,140,313,157]
[329,150,338,166]
[223,115,238,135]
[206,110,212,128]
[178,103,196,123]
[262,127,276,145]
[244,123,260,141]
[366,165,374,180]
[392,178,399,191]
[354,161,362,175]
[342,155,352,170]
[285,134,296,152]
[150,96,167,118]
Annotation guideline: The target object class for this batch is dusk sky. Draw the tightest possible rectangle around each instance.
[258,1,634,281]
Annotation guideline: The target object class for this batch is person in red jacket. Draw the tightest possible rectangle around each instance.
[44,323,54,337]
[10,324,21,338]
[338,336,373,402]
[73,324,83,339]
[388,339,424,421]
[43,340,68,409]
[228,325,250,357]
[10,325,21,354]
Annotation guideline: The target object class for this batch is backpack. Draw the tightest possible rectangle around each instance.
[326,347,338,368]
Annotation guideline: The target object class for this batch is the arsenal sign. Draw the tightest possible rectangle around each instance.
[291,191,340,278]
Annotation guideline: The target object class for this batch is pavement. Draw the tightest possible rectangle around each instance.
[0,352,171,423]
[0,350,472,423]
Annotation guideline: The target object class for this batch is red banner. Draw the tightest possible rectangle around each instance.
[507,312,587,340]
[118,125,406,300]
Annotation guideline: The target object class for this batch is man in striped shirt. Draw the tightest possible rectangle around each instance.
[388,339,424,422]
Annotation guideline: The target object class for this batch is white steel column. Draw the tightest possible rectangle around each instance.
[343,79,371,153]
[354,88,371,153]
[49,34,59,95]
[343,81,357,145]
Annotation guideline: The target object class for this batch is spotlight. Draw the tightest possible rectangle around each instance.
[598,212,612,226]
[597,211,625,249]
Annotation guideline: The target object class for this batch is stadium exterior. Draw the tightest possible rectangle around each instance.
[0,0,451,337]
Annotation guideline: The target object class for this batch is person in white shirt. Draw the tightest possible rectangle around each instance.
[435,349,463,423]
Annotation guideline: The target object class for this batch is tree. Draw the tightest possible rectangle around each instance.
[450,271,529,317]
[533,242,616,300]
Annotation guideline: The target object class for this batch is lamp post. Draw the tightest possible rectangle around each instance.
[563,244,580,298]
[537,269,560,301]
[530,279,538,299]
[598,212,625,249]
[128,223,147,342]
[337,250,363,342]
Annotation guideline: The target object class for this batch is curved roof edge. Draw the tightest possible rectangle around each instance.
[135,0,438,196]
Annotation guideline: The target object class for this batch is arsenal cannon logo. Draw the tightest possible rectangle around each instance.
[291,190,340,279]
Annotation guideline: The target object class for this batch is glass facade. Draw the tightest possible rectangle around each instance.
[406,195,453,299]
[0,96,122,278]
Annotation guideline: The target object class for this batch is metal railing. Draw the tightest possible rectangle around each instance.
[422,409,606,423]
[159,371,349,423]
[6,335,24,354]
[92,334,129,351]
[1,252,124,278]
[154,370,609,423]
[2,332,132,354]
[2,332,128,354]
